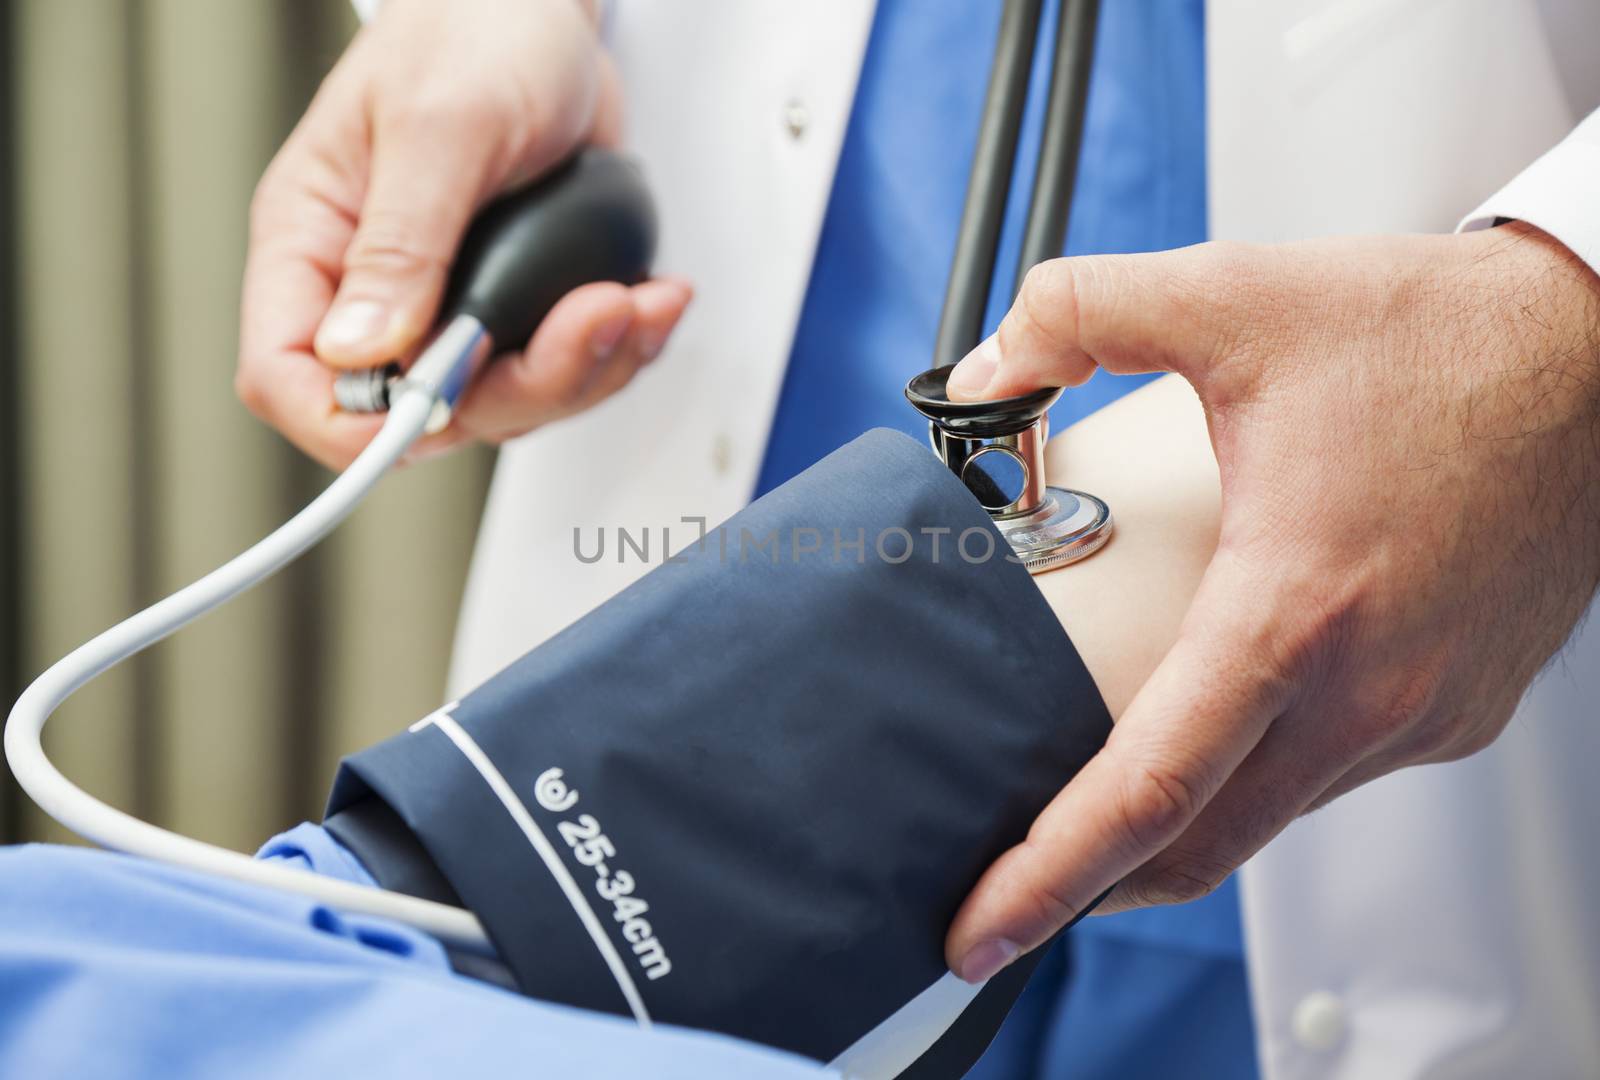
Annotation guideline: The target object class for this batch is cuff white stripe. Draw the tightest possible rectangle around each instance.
[412,703,653,1028]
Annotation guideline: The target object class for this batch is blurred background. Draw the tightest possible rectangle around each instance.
[0,1,493,849]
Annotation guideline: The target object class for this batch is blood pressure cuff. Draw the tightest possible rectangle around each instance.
[324,429,1112,1078]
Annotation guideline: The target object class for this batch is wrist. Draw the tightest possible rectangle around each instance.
[1461,222,1600,574]
[1462,222,1600,412]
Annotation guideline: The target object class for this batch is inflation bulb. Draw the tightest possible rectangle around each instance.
[332,148,657,425]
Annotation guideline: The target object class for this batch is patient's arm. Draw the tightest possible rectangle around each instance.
[320,383,1223,1073]
[1036,374,1221,719]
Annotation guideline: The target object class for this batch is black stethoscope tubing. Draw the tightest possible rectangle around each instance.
[934,0,1102,370]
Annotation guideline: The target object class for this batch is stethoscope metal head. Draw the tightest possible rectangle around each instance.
[906,365,1112,573]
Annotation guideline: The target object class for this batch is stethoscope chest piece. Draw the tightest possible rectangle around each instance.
[906,366,1111,573]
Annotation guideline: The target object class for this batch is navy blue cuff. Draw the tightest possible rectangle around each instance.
[326,429,1110,1070]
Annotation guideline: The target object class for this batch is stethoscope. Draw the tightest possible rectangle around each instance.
[5,0,1104,969]
[906,0,1112,572]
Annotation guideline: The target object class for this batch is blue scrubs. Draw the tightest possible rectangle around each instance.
[0,833,830,1079]
[757,1,1258,1077]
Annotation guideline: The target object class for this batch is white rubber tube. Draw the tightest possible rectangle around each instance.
[4,385,491,952]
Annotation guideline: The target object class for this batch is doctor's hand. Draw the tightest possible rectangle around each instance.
[236,0,692,470]
[941,223,1600,984]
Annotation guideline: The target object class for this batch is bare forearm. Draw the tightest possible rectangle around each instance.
[1034,375,1221,719]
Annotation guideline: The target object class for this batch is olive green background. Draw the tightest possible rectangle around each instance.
[0,1,492,849]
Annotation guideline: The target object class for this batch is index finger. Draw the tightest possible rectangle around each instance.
[942,558,1291,980]
[236,175,385,470]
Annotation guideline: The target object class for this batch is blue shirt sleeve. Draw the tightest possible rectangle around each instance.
[257,820,386,885]
[0,841,834,1079]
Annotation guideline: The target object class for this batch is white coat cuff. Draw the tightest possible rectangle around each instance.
[1458,109,1600,277]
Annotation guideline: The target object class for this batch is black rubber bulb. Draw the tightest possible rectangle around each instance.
[442,147,658,351]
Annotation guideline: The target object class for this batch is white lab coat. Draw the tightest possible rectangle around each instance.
[448,2,1600,1077]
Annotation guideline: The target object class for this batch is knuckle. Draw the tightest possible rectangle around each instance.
[1402,722,1456,762]
[344,213,449,278]
[1128,851,1234,907]
[1011,259,1084,355]
[1416,715,1499,765]
[1113,755,1210,857]
[1012,837,1084,930]
[247,167,293,242]
[1358,661,1446,747]
[1020,258,1078,310]
[248,144,353,252]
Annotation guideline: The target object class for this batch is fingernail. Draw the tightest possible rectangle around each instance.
[958,938,1019,984]
[945,336,1000,399]
[317,300,391,355]
[591,312,633,360]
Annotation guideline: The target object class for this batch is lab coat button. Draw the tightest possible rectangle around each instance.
[782,98,809,140]
[712,433,733,475]
[1291,991,1347,1052]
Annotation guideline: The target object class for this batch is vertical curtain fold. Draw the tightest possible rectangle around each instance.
[4,0,492,851]
[0,0,21,844]
[14,0,146,845]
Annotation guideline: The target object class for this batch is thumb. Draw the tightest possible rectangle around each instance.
[945,245,1245,401]
[943,556,1289,982]
[314,115,493,368]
